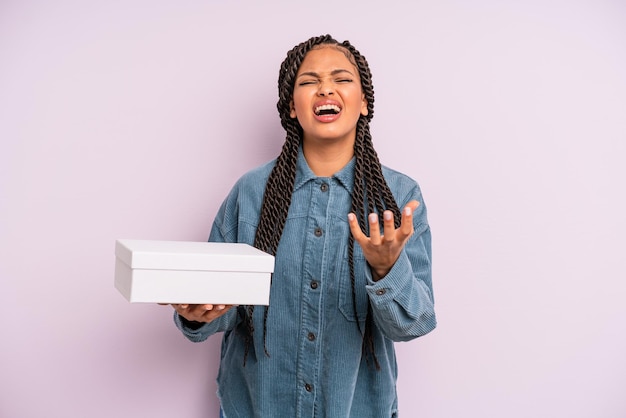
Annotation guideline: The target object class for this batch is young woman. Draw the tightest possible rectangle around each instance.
[169,34,436,418]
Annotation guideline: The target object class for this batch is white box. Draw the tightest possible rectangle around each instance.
[114,239,274,305]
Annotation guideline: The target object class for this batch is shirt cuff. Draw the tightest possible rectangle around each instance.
[365,250,413,307]
[173,312,210,342]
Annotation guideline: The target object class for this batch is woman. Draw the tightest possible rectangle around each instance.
[170,34,436,417]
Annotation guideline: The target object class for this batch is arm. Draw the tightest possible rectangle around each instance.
[348,189,436,341]
[172,187,244,342]
[173,304,239,342]
[364,222,435,341]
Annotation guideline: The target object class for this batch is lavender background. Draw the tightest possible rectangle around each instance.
[1,1,625,417]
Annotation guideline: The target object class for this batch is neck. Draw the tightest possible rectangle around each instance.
[302,138,354,176]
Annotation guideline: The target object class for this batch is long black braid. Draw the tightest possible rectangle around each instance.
[244,35,401,369]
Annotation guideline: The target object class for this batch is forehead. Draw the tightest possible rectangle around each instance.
[297,45,359,74]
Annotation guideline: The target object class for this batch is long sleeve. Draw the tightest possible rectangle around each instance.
[167,151,436,417]
[365,185,436,341]
[173,308,239,342]
[172,176,251,342]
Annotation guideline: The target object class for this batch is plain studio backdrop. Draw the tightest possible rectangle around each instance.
[1,1,624,417]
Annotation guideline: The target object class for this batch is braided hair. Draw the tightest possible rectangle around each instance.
[245,35,401,369]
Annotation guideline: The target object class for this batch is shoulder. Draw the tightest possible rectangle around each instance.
[381,165,424,202]
[381,164,430,229]
[224,158,276,202]
[220,158,276,210]
[234,159,276,188]
[211,159,276,240]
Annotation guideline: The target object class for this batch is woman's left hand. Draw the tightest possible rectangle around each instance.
[348,200,420,281]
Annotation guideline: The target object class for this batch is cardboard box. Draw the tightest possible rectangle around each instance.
[114,239,274,305]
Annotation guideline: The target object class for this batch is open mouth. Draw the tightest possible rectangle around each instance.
[314,104,341,116]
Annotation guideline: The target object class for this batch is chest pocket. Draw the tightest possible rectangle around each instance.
[337,241,370,323]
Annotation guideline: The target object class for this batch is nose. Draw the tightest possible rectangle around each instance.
[317,80,334,96]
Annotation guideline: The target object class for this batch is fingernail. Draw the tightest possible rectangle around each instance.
[404,207,412,216]
[384,211,392,221]
[348,213,355,221]
[369,213,377,223]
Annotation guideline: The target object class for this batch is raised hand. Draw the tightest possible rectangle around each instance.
[347,200,420,281]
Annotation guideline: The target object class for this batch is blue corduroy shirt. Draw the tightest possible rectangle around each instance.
[174,148,436,418]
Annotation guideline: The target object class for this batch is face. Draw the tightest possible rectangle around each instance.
[290,46,368,146]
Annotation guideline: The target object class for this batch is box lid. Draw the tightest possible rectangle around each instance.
[115,239,274,273]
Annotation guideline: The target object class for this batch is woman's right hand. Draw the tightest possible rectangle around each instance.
[164,304,236,323]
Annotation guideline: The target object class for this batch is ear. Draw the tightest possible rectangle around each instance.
[360,95,368,116]
[289,100,297,118]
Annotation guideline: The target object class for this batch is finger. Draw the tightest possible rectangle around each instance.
[368,213,382,245]
[407,200,420,213]
[181,304,211,322]
[178,304,200,315]
[201,305,234,321]
[201,305,215,318]
[398,201,419,239]
[348,213,367,243]
[177,304,191,315]
[382,210,395,243]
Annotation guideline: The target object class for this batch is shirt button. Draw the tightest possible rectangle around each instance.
[310,280,318,289]
[314,227,323,237]
[305,383,313,392]
[376,289,386,296]
[307,332,316,341]
[320,183,329,192]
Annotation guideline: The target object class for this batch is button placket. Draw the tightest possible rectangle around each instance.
[297,179,329,413]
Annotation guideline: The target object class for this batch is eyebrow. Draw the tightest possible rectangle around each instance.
[297,69,355,79]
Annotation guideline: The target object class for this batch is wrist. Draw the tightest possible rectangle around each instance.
[179,315,206,330]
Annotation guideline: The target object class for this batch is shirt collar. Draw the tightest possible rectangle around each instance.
[294,145,355,192]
